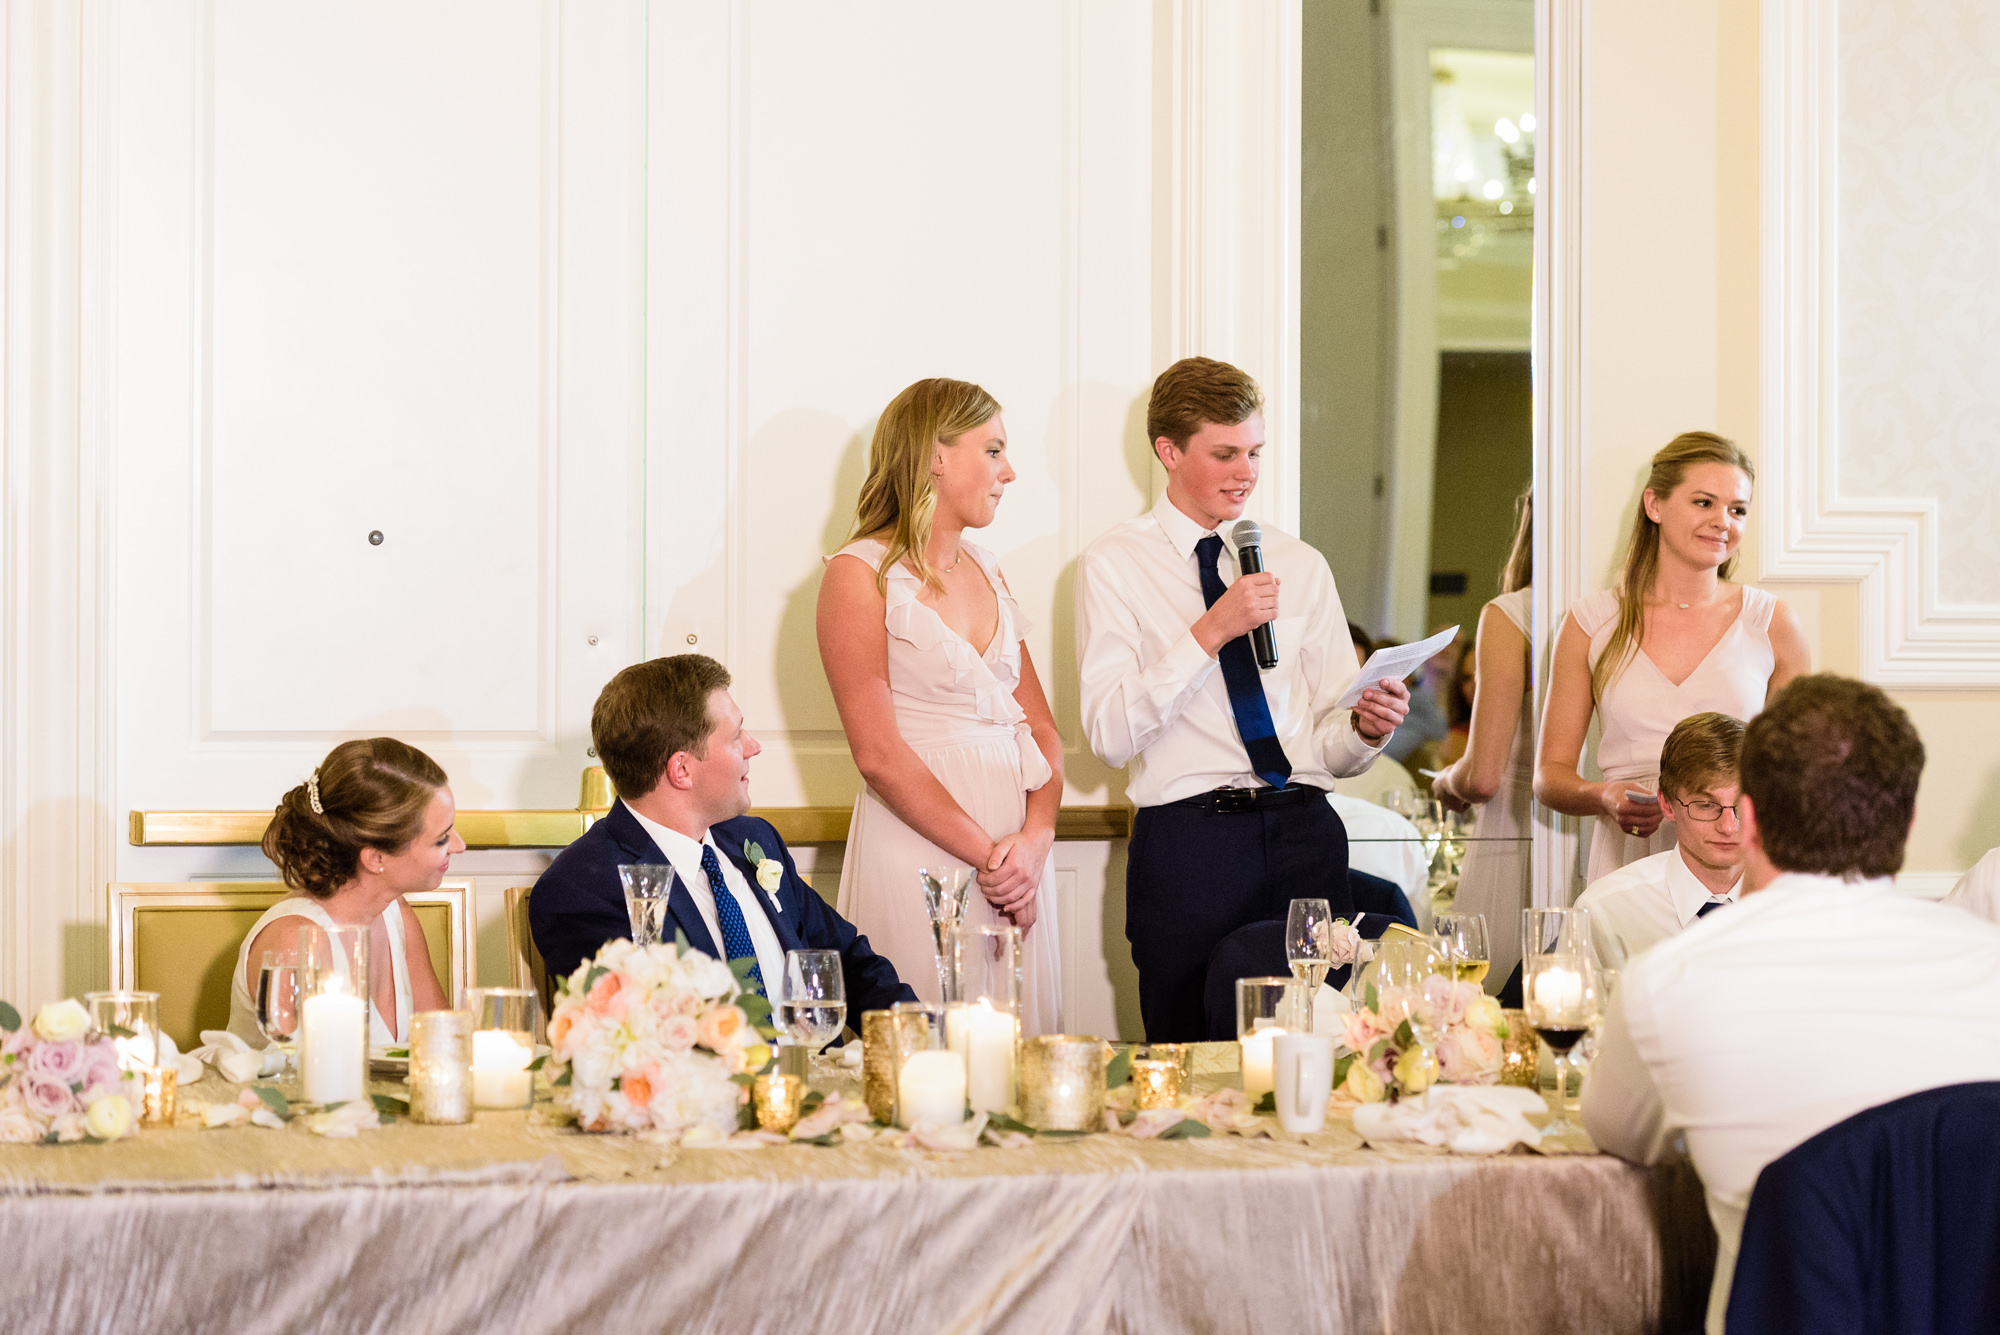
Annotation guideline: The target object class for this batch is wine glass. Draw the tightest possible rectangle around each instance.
[256,949,303,1087]
[1432,913,1491,988]
[779,949,847,1056]
[1371,938,1449,1094]
[1522,949,1601,1135]
[1284,898,1335,1033]
[1521,906,1592,963]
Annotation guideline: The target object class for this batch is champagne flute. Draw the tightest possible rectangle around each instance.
[918,866,973,1003]
[1432,912,1491,986]
[1522,949,1600,1135]
[256,949,302,1088]
[778,949,847,1056]
[1284,898,1335,1033]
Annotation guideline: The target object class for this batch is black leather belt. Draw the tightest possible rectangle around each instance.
[1171,784,1326,815]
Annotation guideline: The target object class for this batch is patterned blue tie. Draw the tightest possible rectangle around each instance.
[702,842,765,998]
[1196,534,1293,790]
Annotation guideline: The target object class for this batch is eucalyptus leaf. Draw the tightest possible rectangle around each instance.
[1364,982,1379,1013]
[527,1055,546,1073]
[744,840,767,866]
[797,1132,842,1147]
[984,1111,1036,1136]
[1333,1053,1355,1087]
[738,994,773,1027]
[105,1024,136,1040]
[370,1094,409,1117]
[1104,1047,1133,1089]
[1393,1019,1414,1050]
[675,927,692,953]
[798,1091,827,1117]
[1032,1128,1092,1139]
[729,1072,755,1088]
[1254,1092,1275,1113]
[582,965,609,995]
[1159,1118,1212,1140]
[554,1070,572,1087]
[728,956,761,982]
[250,1085,292,1119]
[0,1001,18,1032]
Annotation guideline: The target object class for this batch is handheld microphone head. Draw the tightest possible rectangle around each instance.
[1230,519,1263,550]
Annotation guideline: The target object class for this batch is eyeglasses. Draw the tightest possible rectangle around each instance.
[1670,795,1740,823]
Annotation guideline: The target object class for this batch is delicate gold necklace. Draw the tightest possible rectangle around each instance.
[941,546,963,573]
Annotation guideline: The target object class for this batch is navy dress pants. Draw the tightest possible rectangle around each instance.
[1126,793,1353,1043]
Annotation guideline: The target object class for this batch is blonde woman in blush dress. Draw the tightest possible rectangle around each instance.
[1535,433,1810,883]
[230,738,460,1049]
[816,379,1063,1035]
[1432,488,1535,992]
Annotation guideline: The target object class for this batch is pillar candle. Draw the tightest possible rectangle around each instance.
[471,1030,533,1108]
[896,1049,967,1129]
[948,999,1017,1115]
[301,991,366,1105]
[1239,1026,1286,1099]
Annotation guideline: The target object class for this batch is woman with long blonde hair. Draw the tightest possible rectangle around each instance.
[816,379,1063,1033]
[1433,486,1536,990]
[1536,433,1809,882]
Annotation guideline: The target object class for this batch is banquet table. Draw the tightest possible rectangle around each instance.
[0,1047,1713,1335]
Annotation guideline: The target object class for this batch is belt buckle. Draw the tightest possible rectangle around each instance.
[1211,787,1256,814]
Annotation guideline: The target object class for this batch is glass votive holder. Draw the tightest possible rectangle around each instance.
[1499,1008,1538,1089]
[753,1073,808,1132]
[1144,1042,1192,1082]
[408,1009,474,1125]
[860,1009,897,1123]
[465,987,537,1110]
[946,923,1021,1115]
[1019,1035,1106,1131]
[1236,976,1303,1100]
[891,1001,964,1129]
[85,991,161,1074]
[298,920,371,1106]
[1131,1057,1184,1109]
[140,1065,178,1127]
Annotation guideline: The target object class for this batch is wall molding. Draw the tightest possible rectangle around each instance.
[1759,0,2000,688]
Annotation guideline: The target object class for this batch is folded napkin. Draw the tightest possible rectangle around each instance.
[187,1030,285,1083]
[154,1032,206,1087]
[1351,1086,1546,1155]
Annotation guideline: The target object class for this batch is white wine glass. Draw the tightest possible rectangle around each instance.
[1432,913,1491,988]
[1522,949,1601,1135]
[779,949,847,1055]
[1284,898,1335,1033]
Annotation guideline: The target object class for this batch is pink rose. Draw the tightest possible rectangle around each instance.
[1437,1028,1502,1084]
[1326,921,1363,967]
[659,1013,699,1052]
[1421,975,1465,1028]
[25,1037,86,1086]
[586,971,631,1020]
[19,1072,74,1119]
[0,1094,40,1143]
[1,1025,31,1058]
[84,1042,123,1091]
[1341,1009,1384,1056]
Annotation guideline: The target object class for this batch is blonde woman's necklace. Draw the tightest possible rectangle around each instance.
[941,545,964,574]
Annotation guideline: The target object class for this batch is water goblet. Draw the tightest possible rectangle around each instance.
[779,949,847,1056]
[256,949,303,1087]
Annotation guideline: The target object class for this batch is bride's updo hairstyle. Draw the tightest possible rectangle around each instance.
[847,377,1002,595]
[262,738,448,899]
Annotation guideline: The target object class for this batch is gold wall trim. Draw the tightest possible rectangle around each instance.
[128,804,1130,847]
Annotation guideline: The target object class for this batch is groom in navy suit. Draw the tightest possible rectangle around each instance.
[530,654,915,1016]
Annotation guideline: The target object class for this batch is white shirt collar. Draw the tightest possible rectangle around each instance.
[1151,491,1220,562]
[1667,846,1743,926]
[624,807,715,884]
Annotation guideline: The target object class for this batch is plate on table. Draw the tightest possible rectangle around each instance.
[371,1047,409,1078]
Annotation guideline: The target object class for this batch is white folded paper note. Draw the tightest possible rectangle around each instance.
[1336,624,1461,710]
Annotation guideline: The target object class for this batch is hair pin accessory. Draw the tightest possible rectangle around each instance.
[307,769,324,815]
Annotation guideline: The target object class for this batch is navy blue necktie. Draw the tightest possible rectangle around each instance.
[1195,534,1292,790]
[702,842,765,998]
[1696,898,1730,919]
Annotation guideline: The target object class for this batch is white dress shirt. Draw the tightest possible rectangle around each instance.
[1582,872,2000,1334]
[1945,847,2000,924]
[1574,847,1741,966]
[627,807,788,990]
[1075,493,1384,807]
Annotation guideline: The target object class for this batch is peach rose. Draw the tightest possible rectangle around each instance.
[548,1009,575,1050]
[586,970,630,1020]
[695,1004,748,1053]
[621,1066,657,1111]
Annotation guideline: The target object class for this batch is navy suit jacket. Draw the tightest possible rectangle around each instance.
[528,800,915,1017]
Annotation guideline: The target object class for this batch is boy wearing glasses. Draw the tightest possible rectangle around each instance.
[1575,711,1745,965]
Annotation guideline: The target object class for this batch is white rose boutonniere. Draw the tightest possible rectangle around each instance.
[743,840,785,895]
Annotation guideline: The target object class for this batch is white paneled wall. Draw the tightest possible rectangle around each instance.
[0,1,1303,1036]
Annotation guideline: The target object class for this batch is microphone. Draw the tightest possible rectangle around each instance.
[1230,519,1279,670]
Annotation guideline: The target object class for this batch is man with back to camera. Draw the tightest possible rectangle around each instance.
[1075,356,1412,1042]
[1575,711,1746,967]
[530,653,914,1017]
[1582,674,2000,1333]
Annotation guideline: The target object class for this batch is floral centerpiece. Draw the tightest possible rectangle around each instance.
[1335,978,1508,1105]
[545,936,776,1137]
[0,999,142,1144]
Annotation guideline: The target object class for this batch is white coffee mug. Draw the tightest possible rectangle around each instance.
[1273,1032,1336,1134]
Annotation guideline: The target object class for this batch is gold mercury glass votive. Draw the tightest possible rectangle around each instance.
[1145,1043,1191,1081]
[1499,1008,1538,1089]
[753,1073,808,1132]
[861,1009,897,1123]
[1019,1035,1106,1131]
[1130,1058,1184,1109]
[140,1065,178,1126]
[408,1009,475,1125]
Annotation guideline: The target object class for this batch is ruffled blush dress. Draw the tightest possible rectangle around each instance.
[828,538,1062,1035]
[1570,584,1777,883]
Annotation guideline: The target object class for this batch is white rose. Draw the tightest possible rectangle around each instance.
[0,1095,42,1143]
[31,998,90,1042]
[1464,995,1505,1035]
[84,1092,135,1141]
[51,1110,90,1143]
[1393,1045,1437,1095]
[1343,1060,1387,1104]
[756,858,784,893]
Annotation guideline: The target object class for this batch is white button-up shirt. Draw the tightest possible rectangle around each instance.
[1945,847,2000,924]
[1075,493,1384,807]
[1582,872,2000,1334]
[627,808,787,990]
[1575,847,1742,965]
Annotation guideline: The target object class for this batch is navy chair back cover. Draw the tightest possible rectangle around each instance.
[1199,873,1418,1041]
[1725,1080,2000,1335]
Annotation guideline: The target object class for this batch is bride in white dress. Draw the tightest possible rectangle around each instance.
[817,379,1064,1035]
[229,738,460,1049]
[1536,433,1810,884]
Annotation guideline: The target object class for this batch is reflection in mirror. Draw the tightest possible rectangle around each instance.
[1300,1,1535,998]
